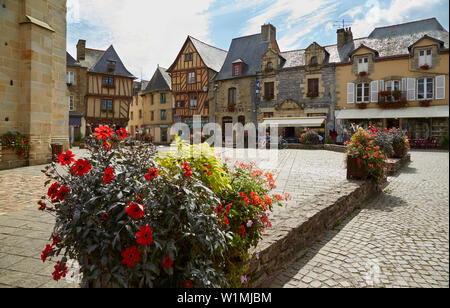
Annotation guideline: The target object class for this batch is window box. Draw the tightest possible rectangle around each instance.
[359,71,368,77]
[420,64,430,70]
[419,100,431,107]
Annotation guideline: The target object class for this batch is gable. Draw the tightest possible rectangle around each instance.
[352,46,377,56]
[168,39,206,73]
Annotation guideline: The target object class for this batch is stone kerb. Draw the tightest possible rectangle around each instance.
[247,179,381,287]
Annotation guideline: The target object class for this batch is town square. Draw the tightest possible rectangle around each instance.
[0,0,449,291]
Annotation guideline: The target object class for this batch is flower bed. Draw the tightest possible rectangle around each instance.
[1,131,32,158]
[368,125,410,159]
[39,127,285,288]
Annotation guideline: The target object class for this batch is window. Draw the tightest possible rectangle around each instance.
[101,99,113,111]
[357,57,369,73]
[66,71,74,84]
[307,79,319,95]
[356,83,370,103]
[190,95,198,109]
[263,112,274,118]
[233,63,242,76]
[310,56,318,65]
[69,96,74,111]
[184,53,193,62]
[419,49,432,67]
[417,78,434,100]
[151,94,154,105]
[151,111,154,121]
[103,77,114,86]
[139,110,142,119]
[385,80,400,92]
[264,82,274,99]
[131,111,134,120]
[188,71,196,84]
[161,109,167,121]
[267,62,273,70]
[228,88,236,104]
[160,93,166,104]
[176,101,184,108]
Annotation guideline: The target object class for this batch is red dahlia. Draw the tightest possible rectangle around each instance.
[47,182,60,199]
[70,159,92,176]
[93,125,114,140]
[121,246,142,268]
[185,280,193,288]
[103,167,115,184]
[182,162,193,178]
[161,254,173,268]
[41,244,54,262]
[52,261,68,281]
[145,168,159,180]
[53,186,71,202]
[116,128,127,140]
[58,151,75,166]
[126,202,145,220]
[136,225,153,246]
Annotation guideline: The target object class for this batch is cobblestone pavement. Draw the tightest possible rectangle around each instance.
[271,150,449,288]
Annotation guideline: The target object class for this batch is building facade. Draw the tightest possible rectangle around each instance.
[75,40,135,135]
[0,0,69,169]
[128,80,148,137]
[167,36,227,130]
[335,18,449,140]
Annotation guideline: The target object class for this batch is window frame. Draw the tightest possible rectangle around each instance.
[189,95,198,109]
[417,77,434,100]
[233,63,242,76]
[101,99,114,111]
[307,78,319,95]
[184,53,193,62]
[264,82,275,99]
[356,83,370,103]
[187,71,196,84]
[161,109,167,121]
[103,76,115,87]
[357,57,369,74]
[228,87,236,104]
[66,71,74,84]
[160,93,166,104]
[69,96,74,111]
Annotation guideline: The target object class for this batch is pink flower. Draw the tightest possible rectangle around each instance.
[246,220,253,228]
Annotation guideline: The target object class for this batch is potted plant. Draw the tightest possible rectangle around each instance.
[0,131,32,158]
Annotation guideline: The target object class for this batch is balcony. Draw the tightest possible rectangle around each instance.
[377,91,407,109]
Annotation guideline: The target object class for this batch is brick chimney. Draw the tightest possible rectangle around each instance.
[337,27,353,47]
[76,39,86,61]
[261,23,280,52]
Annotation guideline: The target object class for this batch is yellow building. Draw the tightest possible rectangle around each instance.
[0,0,69,169]
[335,18,449,140]
[131,67,174,144]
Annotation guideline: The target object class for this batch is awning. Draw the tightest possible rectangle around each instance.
[336,105,449,120]
[69,114,83,127]
[262,117,326,127]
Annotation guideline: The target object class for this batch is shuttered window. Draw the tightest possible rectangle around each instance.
[347,83,355,104]
[264,82,274,99]
[435,75,446,100]
[370,81,378,103]
[407,78,416,101]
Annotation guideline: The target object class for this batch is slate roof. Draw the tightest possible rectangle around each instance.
[187,36,228,72]
[280,17,449,68]
[88,45,135,78]
[142,67,172,94]
[216,34,270,81]
[66,52,81,67]
[78,48,105,70]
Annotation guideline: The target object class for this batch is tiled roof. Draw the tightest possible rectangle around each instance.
[88,45,135,78]
[216,34,270,81]
[142,67,172,94]
[189,36,228,72]
[66,52,81,67]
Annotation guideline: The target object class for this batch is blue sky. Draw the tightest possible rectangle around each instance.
[67,0,449,80]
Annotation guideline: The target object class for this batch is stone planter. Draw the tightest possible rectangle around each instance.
[346,156,367,180]
[392,145,407,159]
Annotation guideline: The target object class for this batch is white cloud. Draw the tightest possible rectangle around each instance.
[67,0,215,80]
[349,0,442,38]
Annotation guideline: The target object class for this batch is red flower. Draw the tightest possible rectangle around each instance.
[102,212,109,220]
[239,225,246,237]
[52,261,68,281]
[225,203,232,215]
[116,128,127,140]
[126,202,145,220]
[47,183,60,199]
[145,168,159,181]
[103,167,115,184]
[215,204,222,215]
[41,244,54,262]
[264,195,272,206]
[51,233,60,247]
[121,246,142,268]
[274,194,283,201]
[161,254,173,268]
[136,225,153,246]
[53,186,71,202]
[70,159,92,176]
[185,280,193,288]
[58,151,75,166]
[93,125,114,140]
[223,216,229,226]
[183,162,193,178]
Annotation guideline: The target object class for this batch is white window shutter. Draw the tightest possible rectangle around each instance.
[379,80,385,92]
[418,54,425,67]
[347,83,355,104]
[407,78,416,101]
[401,78,407,92]
[370,80,379,103]
[435,75,446,100]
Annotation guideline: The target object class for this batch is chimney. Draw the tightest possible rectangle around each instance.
[261,23,276,43]
[76,39,86,61]
[337,27,353,48]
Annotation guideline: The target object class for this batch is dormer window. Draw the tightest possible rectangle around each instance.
[310,56,318,65]
[419,49,432,67]
[107,60,116,72]
[267,62,273,70]
[233,63,242,76]
[357,57,368,74]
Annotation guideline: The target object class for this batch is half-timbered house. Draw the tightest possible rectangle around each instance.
[167,36,227,129]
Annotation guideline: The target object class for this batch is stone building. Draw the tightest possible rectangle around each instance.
[215,24,278,132]
[0,0,69,169]
[139,66,174,144]
[167,36,227,130]
[74,40,135,134]
[335,18,449,140]
[66,52,87,144]
[128,79,149,137]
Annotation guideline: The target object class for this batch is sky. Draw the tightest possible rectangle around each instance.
[67,0,449,81]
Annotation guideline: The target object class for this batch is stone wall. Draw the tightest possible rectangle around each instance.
[0,0,69,170]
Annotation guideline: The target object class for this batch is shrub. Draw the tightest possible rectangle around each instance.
[75,132,84,143]
[440,133,449,149]
[300,130,319,145]
[1,131,32,158]
[39,130,229,288]
[346,128,388,183]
